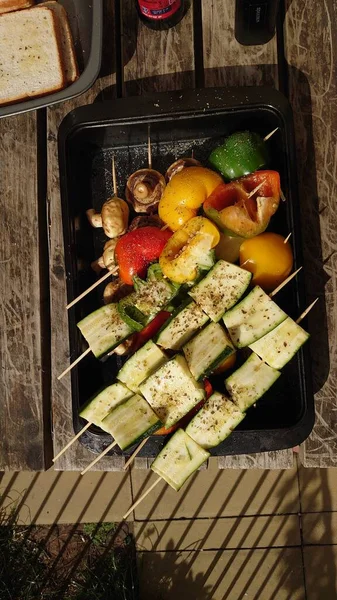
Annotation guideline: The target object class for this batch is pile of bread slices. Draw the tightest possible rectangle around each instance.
[0,0,79,106]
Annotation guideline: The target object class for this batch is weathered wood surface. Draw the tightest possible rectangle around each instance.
[2,0,331,472]
[284,0,337,467]
[48,0,125,471]
[0,113,51,470]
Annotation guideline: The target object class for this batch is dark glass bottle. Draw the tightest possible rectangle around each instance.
[136,0,185,30]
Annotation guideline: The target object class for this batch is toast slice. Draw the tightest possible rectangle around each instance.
[0,6,65,106]
[38,1,79,83]
[0,0,34,14]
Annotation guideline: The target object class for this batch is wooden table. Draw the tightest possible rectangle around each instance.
[0,0,336,471]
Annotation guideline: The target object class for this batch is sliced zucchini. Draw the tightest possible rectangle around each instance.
[223,285,287,348]
[117,340,167,393]
[77,303,133,358]
[151,429,210,491]
[186,391,245,449]
[100,393,161,450]
[79,382,133,425]
[139,355,205,428]
[249,316,309,369]
[156,300,209,351]
[183,322,235,381]
[225,352,280,412]
[189,260,252,322]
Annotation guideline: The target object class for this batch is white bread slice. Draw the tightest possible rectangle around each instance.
[0,0,34,14]
[0,6,65,106]
[37,1,79,83]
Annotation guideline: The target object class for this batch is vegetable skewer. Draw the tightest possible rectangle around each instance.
[55,294,317,467]
[122,297,318,517]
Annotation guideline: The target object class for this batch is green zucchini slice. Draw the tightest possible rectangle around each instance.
[156,300,209,351]
[186,391,245,449]
[225,352,280,411]
[189,260,252,322]
[151,429,210,491]
[117,340,167,393]
[223,285,287,348]
[140,355,205,428]
[183,322,235,381]
[79,382,133,425]
[249,316,309,369]
[100,393,161,451]
[77,303,133,358]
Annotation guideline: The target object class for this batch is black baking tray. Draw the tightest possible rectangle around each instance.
[58,87,315,457]
[0,0,103,119]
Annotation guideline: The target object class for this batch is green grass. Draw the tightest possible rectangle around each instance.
[0,505,138,600]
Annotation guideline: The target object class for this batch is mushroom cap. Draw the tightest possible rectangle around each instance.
[101,197,129,238]
[165,158,201,182]
[125,168,166,213]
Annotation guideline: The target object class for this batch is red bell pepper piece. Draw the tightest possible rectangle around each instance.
[115,226,172,285]
[203,170,280,238]
[131,311,171,353]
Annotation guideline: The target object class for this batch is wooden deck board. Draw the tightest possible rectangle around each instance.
[0,112,50,470]
[284,0,337,467]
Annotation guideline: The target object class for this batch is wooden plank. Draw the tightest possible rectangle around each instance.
[201,0,294,470]
[0,112,50,470]
[218,451,294,470]
[202,0,278,87]
[284,0,337,467]
[123,0,195,94]
[48,0,126,471]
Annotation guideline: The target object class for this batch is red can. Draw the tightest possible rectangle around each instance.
[136,0,186,30]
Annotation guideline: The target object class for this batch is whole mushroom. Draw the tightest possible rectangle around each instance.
[86,197,129,239]
[125,169,166,213]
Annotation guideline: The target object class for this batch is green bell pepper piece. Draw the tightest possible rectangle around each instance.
[118,294,148,332]
[209,131,268,181]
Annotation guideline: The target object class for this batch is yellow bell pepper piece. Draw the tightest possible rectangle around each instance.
[159,217,220,283]
[158,167,223,231]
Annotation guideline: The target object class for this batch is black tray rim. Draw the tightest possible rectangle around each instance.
[57,86,315,457]
[0,0,103,119]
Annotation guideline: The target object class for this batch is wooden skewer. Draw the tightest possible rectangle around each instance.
[123,437,149,470]
[247,180,265,198]
[123,477,163,520]
[52,421,92,462]
[280,189,286,202]
[284,233,292,244]
[263,127,279,142]
[112,155,118,196]
[81,440,118,475]
[148,125,152,169]
[66,268,117,310]
[296,298,319,324]
[58,347,91,381]
[269,267,302,298]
